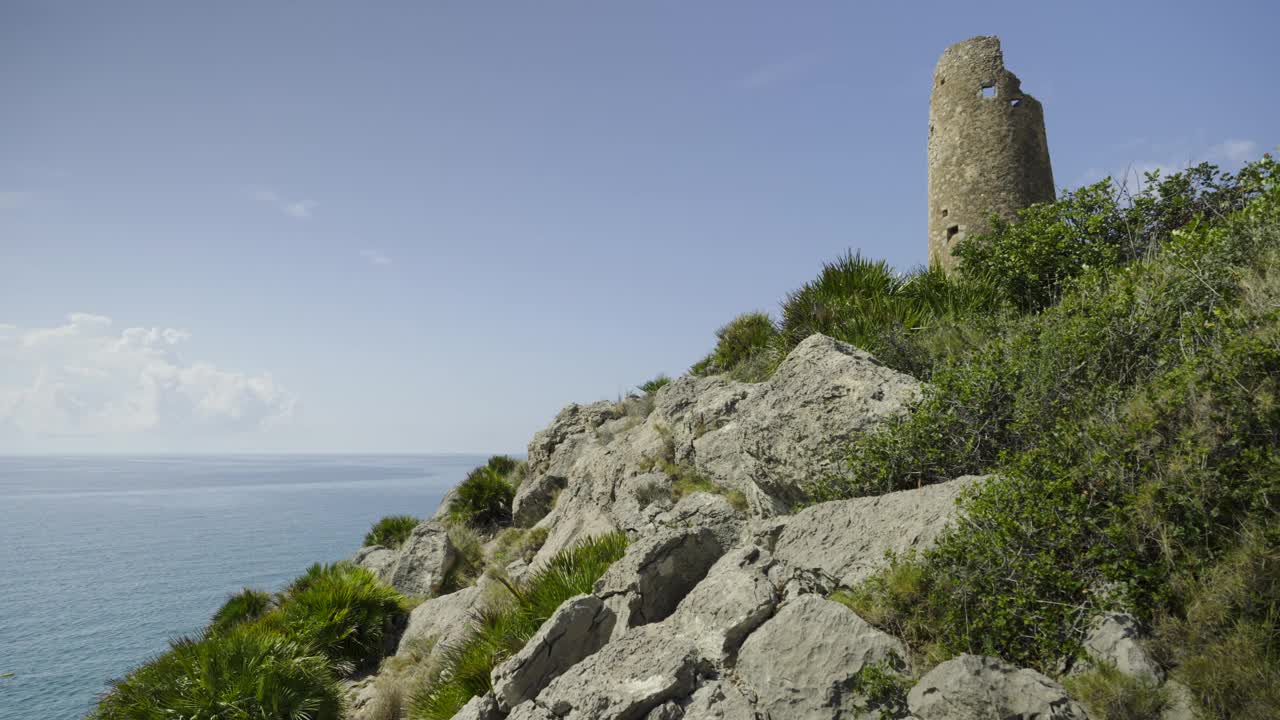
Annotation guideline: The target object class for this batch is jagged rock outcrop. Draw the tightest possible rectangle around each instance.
[594,527,725,637]
[491,595,616,712]
[771,474,986,592]
[507,622,711,720]
[351,544,398,582]
[388,520,457,596]
[527,334,922,563]
[908,654,1089,720]
[736,595,910,720]
[396,582,487,656]
[512,473,566,528]
[667,545,777,661]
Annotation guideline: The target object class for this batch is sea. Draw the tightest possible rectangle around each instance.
[0,454,483,720]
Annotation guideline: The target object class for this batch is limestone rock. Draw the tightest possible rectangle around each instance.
[680,682,760,719]
[1081,612,1164,683]
[491,594,617,712]
[656,493,744,552]
[594,527,725,636]
[387,520,457,596]
[907,654,1089,720]
[510,623,710,720]
[736,595,909,720]
[351,545,397,582]
[669,546,777,661]
[1160,680,1198,720]
[513,473,567,528]
[693,334,921,504]
[772,475,984,590]
[454,692,501,720]
[526,400,619,480]
[432,487,457,521]
[396,584,482,657]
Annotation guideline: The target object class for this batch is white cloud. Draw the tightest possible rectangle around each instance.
[359,249,392,266]
[252,188,317,220]
[740,52,820,90]
[0,313,295,439]
[0,191,35,210]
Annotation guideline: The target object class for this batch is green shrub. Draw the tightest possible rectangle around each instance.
[1153,521,1280,719]
[450,466,516,530]
[485,455,519,477]
[280,563,409,672]
[282,561,349,599]
[692,312,781,381]
[411,533,628,720]
[440,523,486,593]
[955,162,1268,312]
[1064,664,1168,720]
[92,623,342,720]
[207,588,273,635]
[364,514,420,549]
[807,155,1280,677]
[638,374,672,395]
[849,659,911,720]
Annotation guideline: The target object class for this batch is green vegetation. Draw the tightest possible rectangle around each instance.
[364,514,420,549]
[1064,664,1167,720]
[411,532,629,720]
[439,523,486,593]
[848,659,911,720]
[665,462,748,512]
[638,374,672,395]
[692,311,782,381]
[93,623,343,720]
[801,156,1280,717]
[449,457,520,530]
[207,588,274,635]
[277,563,409,672]
[93,564,408,719]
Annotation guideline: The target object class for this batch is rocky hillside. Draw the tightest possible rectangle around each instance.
[92,157,1280,720]
[343,332,1183,720]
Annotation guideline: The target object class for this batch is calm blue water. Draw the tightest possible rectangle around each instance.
[0,454,482,720]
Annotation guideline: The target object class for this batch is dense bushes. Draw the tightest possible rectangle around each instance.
[691,311,781,381]
[94,623,343,720]
[364,514,420,549]
[449,456,520,530]
[411,532,629,720]
[955,162,1269,312]
[207,588,274,635]
[93,564,410,719]
[811,156,1280,710]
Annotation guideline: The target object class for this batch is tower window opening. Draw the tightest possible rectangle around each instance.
[946,225,960,242]
[980,83,997,99]
[1010,97,1022,107]
[941,208,949,218]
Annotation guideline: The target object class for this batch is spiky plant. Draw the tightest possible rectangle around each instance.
[281,564,409,673]
[207,588,274,635]
[92,623,342,720]
[449,466,516,530]
[364,514,420,549]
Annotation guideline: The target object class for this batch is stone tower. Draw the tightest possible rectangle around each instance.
[928,36,1055,272]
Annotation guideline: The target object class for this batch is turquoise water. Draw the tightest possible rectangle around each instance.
[0,454,480,720]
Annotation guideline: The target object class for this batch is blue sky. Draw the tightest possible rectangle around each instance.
[2,1,1276,454]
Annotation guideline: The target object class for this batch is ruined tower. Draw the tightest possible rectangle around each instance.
[928,36,1055,272]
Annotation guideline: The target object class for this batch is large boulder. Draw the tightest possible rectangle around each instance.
[735,595,909,720]
[1080,612,1164,683]
[396,583,484,657]
[907,654,1089,720]
[771,474,985,591]
[513,473,567,528]
[669,546,778,661]
[594,527,726,637]
[526,400,620,480]
[351,545,398,582]
[506,623,710,720]
[491,595,617,712]
[388,520,457,596]
[693,334,921,503]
